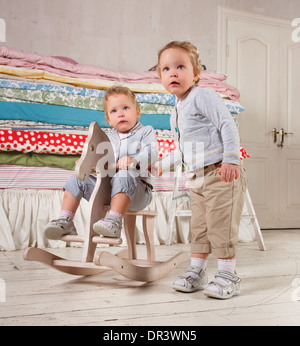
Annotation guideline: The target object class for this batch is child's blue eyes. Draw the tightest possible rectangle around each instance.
[163,65,184,71]
[111,106,129,113]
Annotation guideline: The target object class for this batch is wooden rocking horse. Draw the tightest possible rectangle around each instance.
[24,122,188,282]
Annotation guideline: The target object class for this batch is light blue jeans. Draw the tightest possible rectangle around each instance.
[64,171,152,212]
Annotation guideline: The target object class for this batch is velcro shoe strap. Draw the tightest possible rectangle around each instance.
[215,271,241,283]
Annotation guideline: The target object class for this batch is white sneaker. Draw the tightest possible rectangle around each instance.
[172,266,208,293]
[44,216,77,240]
[93,213,122,238]
[204,271,241,299]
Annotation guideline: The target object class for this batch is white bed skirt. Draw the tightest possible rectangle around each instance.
[0,189,255,251]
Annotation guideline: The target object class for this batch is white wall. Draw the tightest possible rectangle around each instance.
[0,0,299,72]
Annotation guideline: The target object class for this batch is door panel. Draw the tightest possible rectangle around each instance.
[278,27,300,227]
[226,19,279,227]
[287,44,300,148]
[226,17,300,228]
[237,36,269,147]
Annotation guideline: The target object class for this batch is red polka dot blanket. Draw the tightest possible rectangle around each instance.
[0,129,250,159]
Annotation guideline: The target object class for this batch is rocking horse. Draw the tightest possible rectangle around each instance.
[23,122,188,282]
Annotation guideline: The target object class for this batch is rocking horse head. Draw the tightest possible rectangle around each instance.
[75,122,116,181]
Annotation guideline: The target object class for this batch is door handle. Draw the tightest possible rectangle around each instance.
[272,128,279,143]
[277,128,293,148]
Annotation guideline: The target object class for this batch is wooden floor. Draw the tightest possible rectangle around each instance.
[0,229,300,326]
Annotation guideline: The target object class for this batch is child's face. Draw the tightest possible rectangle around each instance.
[106,93,141,133]
[159,47,198,99]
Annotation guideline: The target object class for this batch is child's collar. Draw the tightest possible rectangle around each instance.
[176,85,198,103]
[176,85,198,112]
[112,121,142,138]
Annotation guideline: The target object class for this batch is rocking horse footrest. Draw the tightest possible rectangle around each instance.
[61,235,122,245]
[92,236,122,245]
[61,235,85,242]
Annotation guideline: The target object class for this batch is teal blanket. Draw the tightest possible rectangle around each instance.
[0,101,171,130]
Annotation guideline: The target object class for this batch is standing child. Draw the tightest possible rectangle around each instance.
[44,86,158,239]
[156,41,247,299]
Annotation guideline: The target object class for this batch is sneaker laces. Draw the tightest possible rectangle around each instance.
[49,216,71,226]
[99,214,122,229]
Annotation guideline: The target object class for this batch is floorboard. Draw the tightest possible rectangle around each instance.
[0,229,300,326]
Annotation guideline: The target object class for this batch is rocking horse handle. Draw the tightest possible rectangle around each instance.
[75,122,115,181]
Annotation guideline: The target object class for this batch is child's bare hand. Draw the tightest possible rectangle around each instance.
[118,156,137,170]
[152,161,163,177]
[217,163,239,182]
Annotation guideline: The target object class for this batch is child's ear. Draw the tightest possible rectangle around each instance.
[106,117,112,127]
[193,70,200,84]
[136,107,141,119]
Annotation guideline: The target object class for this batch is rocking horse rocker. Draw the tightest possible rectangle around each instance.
[24,122,188,282]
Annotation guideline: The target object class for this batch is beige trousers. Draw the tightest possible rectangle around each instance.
[189,163,247,258]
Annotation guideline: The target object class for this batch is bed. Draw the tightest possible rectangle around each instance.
[0,46,253,251]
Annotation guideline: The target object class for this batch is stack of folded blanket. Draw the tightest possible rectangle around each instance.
[0,46,247,172]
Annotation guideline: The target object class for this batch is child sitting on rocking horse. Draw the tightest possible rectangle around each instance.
[44,86,158,240]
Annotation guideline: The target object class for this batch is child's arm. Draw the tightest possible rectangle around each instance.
[130,126,158,174]
[197,89,241,166]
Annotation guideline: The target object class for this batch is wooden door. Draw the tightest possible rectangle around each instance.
[219,8,300,228]
[278,27,300,228]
